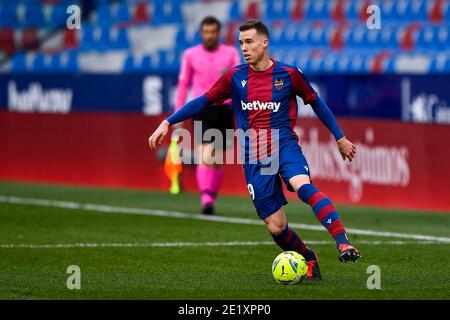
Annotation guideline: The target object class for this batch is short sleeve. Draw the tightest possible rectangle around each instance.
[204,69,233,104]
[290,67,317,105]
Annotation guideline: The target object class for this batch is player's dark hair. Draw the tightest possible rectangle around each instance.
[239,19,270,39]
[200,16,221,31]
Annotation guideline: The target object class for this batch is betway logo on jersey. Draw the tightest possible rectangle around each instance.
[241,100,281,112]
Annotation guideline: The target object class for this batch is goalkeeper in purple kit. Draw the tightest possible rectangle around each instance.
[149,20,361,280]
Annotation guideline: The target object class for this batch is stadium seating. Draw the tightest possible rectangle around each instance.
[0,0,449,73]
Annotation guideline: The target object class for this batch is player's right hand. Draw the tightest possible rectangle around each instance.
[337,136,356,162]
[148,120,170,149]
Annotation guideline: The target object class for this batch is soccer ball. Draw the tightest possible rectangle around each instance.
[272,251,308,285]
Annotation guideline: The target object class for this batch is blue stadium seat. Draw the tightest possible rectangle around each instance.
[445,4,450,21]
[322,52,339,72]
[48,54,62,72]
[152,1,166,25]
[169,1,183,24]
[364,29,381,48]
[435,25,449,50]
[264,0,289,22]
[0,4,18,28]
[284,49,299,65]
[114,28,130,50]
[338,0,353,21]
[429,54,442,72]
[31,52,46,72]
[160,50,180,72]
[192,31,202,45]
[96,27,111,51]
[139,55,153,72]
[229,1,241,21]
[345,25,367,48]
[48,4,68,28]
[305,0,329,20]
[64,51,79,72]
[270,47,283,62]
[348,53,366,73]
[335,52,352,73]
[96,4,112,28]
[378,23,398,49]
[116,2,130,23]
[269,24,284,47]
[281,25,299,47]
[416,26,436,50]
[123,54,136,73]
[300,59,312,73]
[152,1,183,25]
[346,0,360,21]
[11,53,27,72]
[392,0,410,22]
[157,50,170,72]
[406,0,427,21]
[175,28,188,50]
[23,5,45,28]
[309,55,324,73]
[295,53,310,70]
[80,24,95,51]
[308,25,327,48]
[295,23,312,46]
[380,0,397,22]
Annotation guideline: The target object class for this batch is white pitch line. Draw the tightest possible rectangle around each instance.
[0,240,447,249]
[1,195,450,244]
[0,241,275,249]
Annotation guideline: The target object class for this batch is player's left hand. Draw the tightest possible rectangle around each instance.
[337,137,356,162]
[148,120,170,149]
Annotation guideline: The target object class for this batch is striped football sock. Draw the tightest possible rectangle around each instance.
[270,224,317,261]
[297,184,350,247]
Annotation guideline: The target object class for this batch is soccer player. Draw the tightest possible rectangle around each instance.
[149,20,361,280]
[175,16,241,215]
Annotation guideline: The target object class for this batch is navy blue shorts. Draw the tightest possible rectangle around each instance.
[243,138,311,220]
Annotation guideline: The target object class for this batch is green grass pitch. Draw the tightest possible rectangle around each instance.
[0,181,449,300]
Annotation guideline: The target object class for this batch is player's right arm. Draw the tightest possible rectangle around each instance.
[148,70,233,149]
[290,67,356,162]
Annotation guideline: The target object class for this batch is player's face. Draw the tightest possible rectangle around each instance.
[201,24,220,50]
[239,29,268,65]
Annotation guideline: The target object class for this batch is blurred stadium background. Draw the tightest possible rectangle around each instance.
[0,0,449,211]
[0,0,449,300]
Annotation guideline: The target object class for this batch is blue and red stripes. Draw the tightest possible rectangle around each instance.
[298,184,350,246]
[271,225,316,261]
[246,65,274,160]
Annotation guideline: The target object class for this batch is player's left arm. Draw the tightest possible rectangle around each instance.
[291,68,356,162]
[310,97,356,162]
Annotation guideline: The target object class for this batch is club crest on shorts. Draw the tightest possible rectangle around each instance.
[274,79,284,91]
